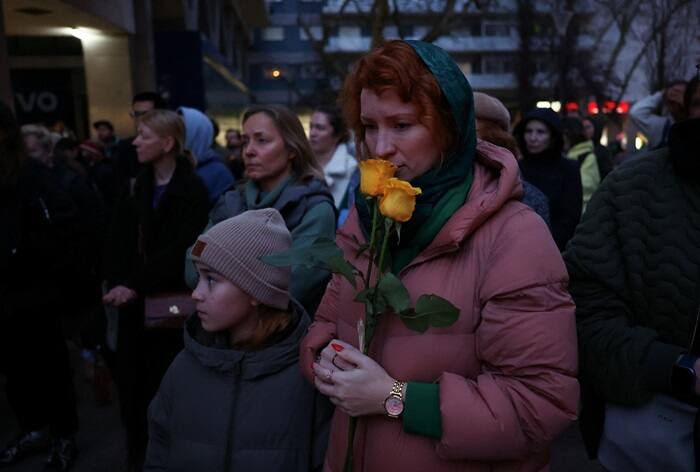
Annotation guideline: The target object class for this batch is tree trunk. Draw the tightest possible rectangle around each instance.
[370,0,389,49]
[516,0,536,112]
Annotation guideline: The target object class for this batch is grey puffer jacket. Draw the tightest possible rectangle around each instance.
[145,305,331,471]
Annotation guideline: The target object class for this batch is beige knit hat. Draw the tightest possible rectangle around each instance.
[473,92,511,132]
[190,208,292,309]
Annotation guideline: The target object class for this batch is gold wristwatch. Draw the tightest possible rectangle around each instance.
[383,380,407,418]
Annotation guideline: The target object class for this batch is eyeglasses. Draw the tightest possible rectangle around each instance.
[129,110,148,119]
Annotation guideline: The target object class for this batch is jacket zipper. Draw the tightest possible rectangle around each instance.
[223,361,242,472]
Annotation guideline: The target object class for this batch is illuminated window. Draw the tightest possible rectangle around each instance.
[338,26,361,38]
[262,27,285,41]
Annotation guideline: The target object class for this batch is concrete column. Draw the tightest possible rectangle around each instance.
[0,0,14,110]
[80,34,134,138]
[130,0,156,93]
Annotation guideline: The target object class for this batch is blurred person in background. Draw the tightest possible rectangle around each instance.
[1,103,81,472]
[224,127,245,179]
[309,104,357,209]
[473,92,550,226]
[629,80,687,149]
[92,120,119,159]
[562,117,601,212]
[514,109,582,251]
[177,107,235,205]
[582,115,613,179]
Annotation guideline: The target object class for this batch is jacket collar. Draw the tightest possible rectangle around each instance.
[183,299,309,380]
[139,155,196,200]
[324,143,354,178]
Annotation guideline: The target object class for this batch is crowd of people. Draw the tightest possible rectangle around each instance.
[1,39,700,472]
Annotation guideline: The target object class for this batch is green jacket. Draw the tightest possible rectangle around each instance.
[564,132,700,455]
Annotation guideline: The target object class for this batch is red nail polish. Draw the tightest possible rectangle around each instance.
[331,343,344,352]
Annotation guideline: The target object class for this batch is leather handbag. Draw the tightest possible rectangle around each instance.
[143,292,194,330]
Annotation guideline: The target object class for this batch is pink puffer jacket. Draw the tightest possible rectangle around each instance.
[301,140,579,471]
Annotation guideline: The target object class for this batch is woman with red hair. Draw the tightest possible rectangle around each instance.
[300,40,578,470]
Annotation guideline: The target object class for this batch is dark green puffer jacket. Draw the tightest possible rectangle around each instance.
[564,118,700,457]
[144,303,331,471]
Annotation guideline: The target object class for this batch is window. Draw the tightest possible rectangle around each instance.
[482,56,516,74]
[261,27,285,41]
[338,26,361,38]
[299,26,323,41]
[299,64,326,79]
[383,26,399,39]
[483,22,514,37]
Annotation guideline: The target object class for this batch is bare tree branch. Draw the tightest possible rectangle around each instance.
[420,0,458,43]
[351,0,372,22]
[370,0,389,48]
[297,13,347,81]
[614,0,692,101]
[391,0,409,39]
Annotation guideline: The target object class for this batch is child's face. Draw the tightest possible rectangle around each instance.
[192,263,256,336]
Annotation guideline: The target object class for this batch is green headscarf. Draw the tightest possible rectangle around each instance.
[356,40,477,273]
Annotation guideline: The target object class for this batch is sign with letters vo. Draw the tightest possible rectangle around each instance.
[11,68,80,131]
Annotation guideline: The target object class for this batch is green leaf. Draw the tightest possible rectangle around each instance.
[399,295,460,333]
[327,255,357,288]
[398,309,430,333]
[354,288,373,304]
[354,287,387,321]
[260,237,359,287]
[260,237,337,267]
[377,273,411,314]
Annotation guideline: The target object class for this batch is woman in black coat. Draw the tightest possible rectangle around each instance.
[103,109,209,471]
[514,109,583,251]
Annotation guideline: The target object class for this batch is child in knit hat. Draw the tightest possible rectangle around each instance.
[144,208,330,471]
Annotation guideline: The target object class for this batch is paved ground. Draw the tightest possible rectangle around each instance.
[0,342,602,472]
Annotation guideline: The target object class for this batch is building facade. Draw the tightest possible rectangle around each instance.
[1,0,266,139]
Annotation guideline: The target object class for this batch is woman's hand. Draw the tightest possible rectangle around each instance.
[312,339,395,417]
[102,285,137,307]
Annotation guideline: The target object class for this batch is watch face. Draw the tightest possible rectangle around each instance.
[385,396,404,417]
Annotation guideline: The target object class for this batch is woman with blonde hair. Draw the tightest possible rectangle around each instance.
[186,104,336,316]
[103,109,210,471]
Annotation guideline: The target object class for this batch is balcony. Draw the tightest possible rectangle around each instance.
[324,34,519,53]
[468,73,517,90]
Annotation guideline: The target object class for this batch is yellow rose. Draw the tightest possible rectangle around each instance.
[358,159,396,197]
[379,178,422,223]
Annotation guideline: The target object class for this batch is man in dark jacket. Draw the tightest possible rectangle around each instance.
[564,116,700,470]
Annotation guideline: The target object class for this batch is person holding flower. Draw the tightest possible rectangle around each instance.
[300,40,579,471]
